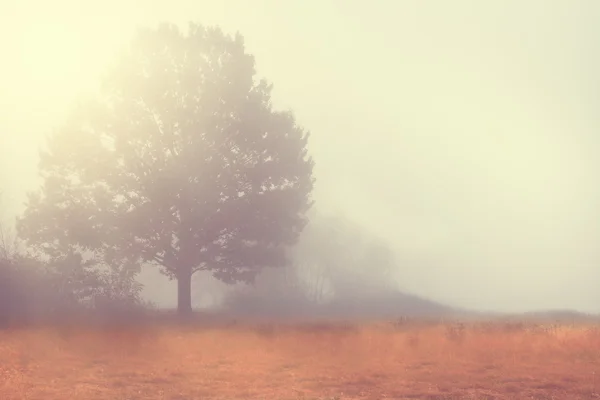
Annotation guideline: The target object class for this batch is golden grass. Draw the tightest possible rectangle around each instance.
[1,319,600,399]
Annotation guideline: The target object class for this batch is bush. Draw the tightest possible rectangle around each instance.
[0,255,149,328]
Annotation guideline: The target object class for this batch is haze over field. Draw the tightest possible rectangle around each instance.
[2,1,600,313]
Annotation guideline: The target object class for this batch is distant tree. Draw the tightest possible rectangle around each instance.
[17,23,315,315]
[0,217,17,263]
[292,213,397,301]
[223,212,400,318]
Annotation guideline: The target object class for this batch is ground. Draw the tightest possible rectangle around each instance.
[1,319,599,399]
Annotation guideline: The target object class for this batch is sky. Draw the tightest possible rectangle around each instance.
[1,0,600,313]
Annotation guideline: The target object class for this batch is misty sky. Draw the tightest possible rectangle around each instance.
[2,1,600,313]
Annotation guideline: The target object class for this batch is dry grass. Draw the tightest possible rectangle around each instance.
[1,319,600,399]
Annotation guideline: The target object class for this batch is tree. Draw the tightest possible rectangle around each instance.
[0,207,17,263]
[291,213,397,301]
[17,23,315,315]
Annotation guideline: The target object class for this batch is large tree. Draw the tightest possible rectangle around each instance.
[17,23,315,315]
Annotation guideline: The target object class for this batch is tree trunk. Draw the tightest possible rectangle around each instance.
[177,266,193,316]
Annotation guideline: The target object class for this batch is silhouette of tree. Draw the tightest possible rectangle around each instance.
[292,213,396,301]
[17,23,315,315]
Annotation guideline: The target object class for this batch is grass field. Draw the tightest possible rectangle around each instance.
[1,319,599,399]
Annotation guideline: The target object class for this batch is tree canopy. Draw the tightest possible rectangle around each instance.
[17,23,315,314]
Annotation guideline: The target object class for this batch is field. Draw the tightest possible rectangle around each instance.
[1,318,600,400]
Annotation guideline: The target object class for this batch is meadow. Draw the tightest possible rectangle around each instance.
[1,318,599,400]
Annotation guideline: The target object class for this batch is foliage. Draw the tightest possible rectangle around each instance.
[17,22,314,314]
[0,193,142,326]
[0,246,145,327]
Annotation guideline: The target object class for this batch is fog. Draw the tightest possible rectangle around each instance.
[2,1,600,313]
